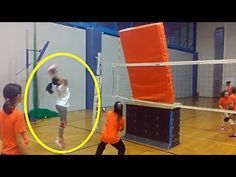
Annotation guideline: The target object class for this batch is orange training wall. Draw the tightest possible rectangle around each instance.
[119,22,175,104]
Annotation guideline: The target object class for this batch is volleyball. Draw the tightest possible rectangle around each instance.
[48,64,58,76]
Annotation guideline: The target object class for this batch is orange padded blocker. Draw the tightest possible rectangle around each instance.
[119,22,175,103]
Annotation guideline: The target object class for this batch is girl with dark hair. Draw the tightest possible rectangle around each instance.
[47,77,70,149]
[46,65,70,148]
[95,101,126,155]
[229,87,236,109]
[53,76,70,148]
[219,90,236,137]
[226,81,232,93]
[0,83,29,155]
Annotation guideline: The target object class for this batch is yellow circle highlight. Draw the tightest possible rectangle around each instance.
[24,52,101,154]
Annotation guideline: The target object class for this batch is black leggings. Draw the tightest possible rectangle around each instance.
[95,139,126,155]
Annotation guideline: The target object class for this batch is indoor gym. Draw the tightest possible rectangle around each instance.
[0,22,236,155]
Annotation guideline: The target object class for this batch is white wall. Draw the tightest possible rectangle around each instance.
[101,34,131,107]
[169,49,193,98]
[36,23,86,112]
[222,23,236,87]
[196,22,225,97]
[0,22,86,114]
[0,23,34,112]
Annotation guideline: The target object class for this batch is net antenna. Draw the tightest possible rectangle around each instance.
[92,52,102,132]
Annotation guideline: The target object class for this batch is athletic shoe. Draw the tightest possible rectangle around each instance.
[55,137,65,148]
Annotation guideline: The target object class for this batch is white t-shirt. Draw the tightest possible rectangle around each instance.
[55,85,70,107]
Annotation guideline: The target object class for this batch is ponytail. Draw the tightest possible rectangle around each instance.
[3,99,16,114]
[116,107,123,120]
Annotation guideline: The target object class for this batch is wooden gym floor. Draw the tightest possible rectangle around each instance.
[1,97,236,155]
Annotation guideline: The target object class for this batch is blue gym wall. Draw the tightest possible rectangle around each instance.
[86,28,101,109]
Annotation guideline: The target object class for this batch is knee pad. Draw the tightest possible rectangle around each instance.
[59,122,67,128]
[224,117,230,122]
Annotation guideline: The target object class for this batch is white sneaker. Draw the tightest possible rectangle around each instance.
[55,137,65,148]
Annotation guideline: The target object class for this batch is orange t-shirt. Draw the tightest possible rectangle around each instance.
[101,111,125,144]
[219,97,234,110]
[0,108,29,155]
[229,93,236,110]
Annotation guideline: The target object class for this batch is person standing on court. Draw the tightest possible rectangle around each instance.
[0,83,29,155]
[226,81,232,94]
[95,101,126,155]
[46,65,70,148]
[219,90,236,137]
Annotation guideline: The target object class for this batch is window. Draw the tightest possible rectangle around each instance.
[164,22,195,52]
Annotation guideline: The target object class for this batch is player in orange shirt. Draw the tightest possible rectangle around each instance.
[229,87,236,109]
[95,101,126,155]
[226,81,232,93]
[0,83,29,155]
[219,90,236,137]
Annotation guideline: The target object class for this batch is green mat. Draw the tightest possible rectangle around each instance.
[28,108,58,119]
